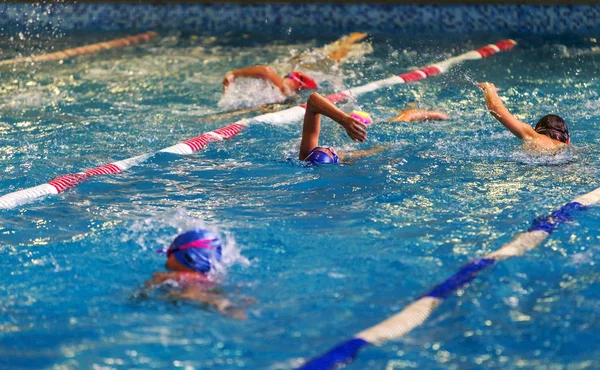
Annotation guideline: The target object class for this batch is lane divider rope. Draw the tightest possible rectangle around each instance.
[0,40,516,210]
[298,187,600,370]
[0,31,157,66]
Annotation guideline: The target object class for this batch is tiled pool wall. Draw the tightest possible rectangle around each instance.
[1,3,600,35]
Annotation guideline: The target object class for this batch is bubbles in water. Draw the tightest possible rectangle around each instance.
[569,249,594,266]
[461,72,479,87]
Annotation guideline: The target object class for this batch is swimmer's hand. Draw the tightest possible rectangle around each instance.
[216,299,248,320]
[146,271,173,288]
[477,82,500,92]
[222,72,235,91]
[342,114,367,142]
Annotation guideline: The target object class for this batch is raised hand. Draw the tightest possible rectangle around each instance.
[342,115,367,142]
[222,73,235,91]
[477,82,500,92]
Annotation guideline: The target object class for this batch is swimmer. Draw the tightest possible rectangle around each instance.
[222,33,369,97]
[220,33,370,112]
[388,107,450,122]
[222,66,318,98]
[299,92,373,164]
[478,82,570,150]
[146,229,246,320]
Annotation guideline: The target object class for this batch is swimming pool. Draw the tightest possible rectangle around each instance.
[1,27,600,370]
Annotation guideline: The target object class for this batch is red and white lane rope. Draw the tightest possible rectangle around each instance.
[0,40,516,210]
[0,31,157,66]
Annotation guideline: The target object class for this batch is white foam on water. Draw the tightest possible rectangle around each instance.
[510,145,576,166]
[569,249,595,266]
[3,89,59,109]
[123,208,250,282]
[218,77,287,110]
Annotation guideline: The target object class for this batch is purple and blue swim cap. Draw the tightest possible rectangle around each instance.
[305,147,339,164]
[166,229,222,274]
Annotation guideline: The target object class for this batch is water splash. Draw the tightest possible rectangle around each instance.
[218,78,288,110]
[122,208,250,282]
[510,145,576,166]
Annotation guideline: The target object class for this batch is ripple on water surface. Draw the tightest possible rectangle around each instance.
[1,32,600,369]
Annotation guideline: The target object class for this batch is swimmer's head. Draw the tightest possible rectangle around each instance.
[350,110,373,125]
[285,72,318,91]
[163,229,222,274]
[305,146,339,164]
[534,114,570,143]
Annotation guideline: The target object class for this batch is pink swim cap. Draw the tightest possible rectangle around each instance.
[350,110,373,125]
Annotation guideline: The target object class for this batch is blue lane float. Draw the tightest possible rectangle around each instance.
[299,187,600,369]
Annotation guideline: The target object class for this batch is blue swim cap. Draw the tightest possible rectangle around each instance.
[305,147,339,164]
[168,229,222,274]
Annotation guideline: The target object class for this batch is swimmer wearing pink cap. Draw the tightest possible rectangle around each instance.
[223,65,318,97]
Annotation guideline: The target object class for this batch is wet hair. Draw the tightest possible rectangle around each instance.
[534,114,569,143]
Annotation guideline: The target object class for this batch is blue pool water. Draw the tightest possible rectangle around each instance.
[1,31,600,369]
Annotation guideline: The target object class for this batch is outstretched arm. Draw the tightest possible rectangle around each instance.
[299,92,367,160]
[478,82,537,140]
[223,65,286,94]
[170,286,246,320]
[389,109,450,122]
[341,145,385,161]
[327,32,368,62]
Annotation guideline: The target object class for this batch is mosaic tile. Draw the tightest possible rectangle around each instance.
[0,4,599,35]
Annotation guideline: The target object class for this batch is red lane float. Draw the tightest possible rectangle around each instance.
[0,40,516,210]
[0,31,157,66]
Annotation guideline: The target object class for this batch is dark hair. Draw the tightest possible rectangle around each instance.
[534,114,569,143]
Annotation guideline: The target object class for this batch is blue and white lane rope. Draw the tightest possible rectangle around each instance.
[299,187,600,369]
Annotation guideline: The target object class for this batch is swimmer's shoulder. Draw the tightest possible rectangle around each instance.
[523,137,569,153]
[152,271,212,286]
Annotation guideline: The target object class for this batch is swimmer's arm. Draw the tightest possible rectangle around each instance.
[341,145,385,161]
[327,32,368,62]
[299,93,367,159]
[389,109,450,123]
[145,271,177,288]
[174,287,247,320]
[224,65,286,94]
[478,82,537,140]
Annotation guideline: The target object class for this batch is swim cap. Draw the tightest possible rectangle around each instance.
[534,114,569,143]
[167,229,222,274]
[350,110,373,125]
[305,147,339,164]
[285,72,319,90]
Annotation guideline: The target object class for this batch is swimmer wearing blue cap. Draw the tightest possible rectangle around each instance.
[146,229,246,319]
[299,92,369,164]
